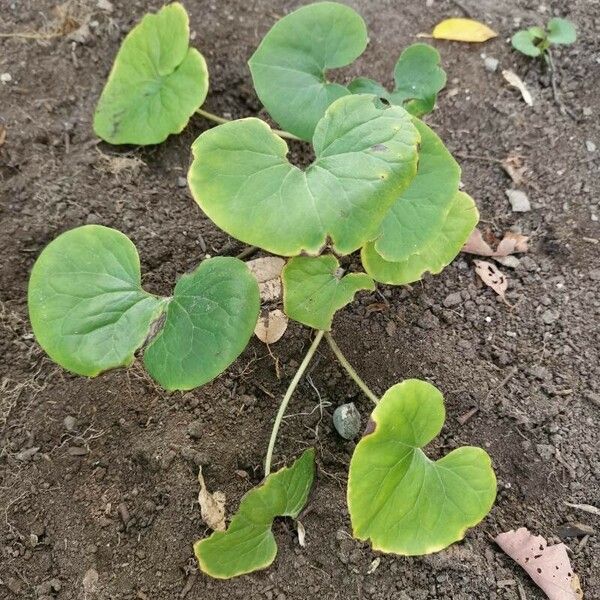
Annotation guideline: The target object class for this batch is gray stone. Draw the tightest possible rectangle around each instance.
[536,444,555,461]
[542,309,560,325]
[585,140,596,152]
[484,56,499,72]
[186,419,203,439]
[332,403,362,440]
[506,188,531,212]
[443,292,462,308]
[63,415,77,431]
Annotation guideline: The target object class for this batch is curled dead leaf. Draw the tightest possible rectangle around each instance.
[297,520,306,547]
[496,527,583,600]
[502,69,533,106]
[0,125,6,147]
[198,467,226,532]
[473,259,508,301]
[254,309,288,344]
[463,230,529,258]
[246,257,285,302]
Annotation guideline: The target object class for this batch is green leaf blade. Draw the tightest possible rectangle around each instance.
[374,119,461,263]
[546,17,576,45]
[28,225,166,377]
[93,3,209,145]
[188,94,419,257]
[195,449,315,579]
[511,30,543,57]
[348,380,496,556]
[392,44,446,117]
[143,257,260,391]
[362,191,478,285]
[283,255,374,330]
[248,1,368,140]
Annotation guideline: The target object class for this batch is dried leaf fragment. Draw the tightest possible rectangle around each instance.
[432,18,497,42]
[198,467,226,532]
[246,257,285,302]
[496,527,583,600]
[462,230,529,258]
[502,69,533,106]
[474,260,508,299]
[254,309,288,344]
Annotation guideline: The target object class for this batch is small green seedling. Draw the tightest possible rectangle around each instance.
[29,1,497,581]
[511,17,576,59]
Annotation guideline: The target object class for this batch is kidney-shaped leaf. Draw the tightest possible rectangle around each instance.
[349,45,446,118]
[546,18,576,45]
[248,1,367,141]
[374,119,461,263]
[511,29,543,57]
[28,226,260,390]
[93,3,209,145]
[283,255,374,330]
[28,225,167,377]
[195,449,315,579]
[188,94,419,257]
[362,191,478,285]
[348,379,496,555]
[144,257,260,391]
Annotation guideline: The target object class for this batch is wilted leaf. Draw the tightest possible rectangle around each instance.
[198,467,226,532]
[502,69,533,106]
[501,154,526,185]
[432,18,497,42]
[495,527,583,600]
[462,230,528,257]
[473,260,508,299]
[246,257,285,302]
[254,309,288,344]
[462,229,495,256]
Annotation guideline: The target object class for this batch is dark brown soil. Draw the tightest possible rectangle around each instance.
[1,1,599,598]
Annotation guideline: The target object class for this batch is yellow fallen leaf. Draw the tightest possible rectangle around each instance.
[432,18,497,42]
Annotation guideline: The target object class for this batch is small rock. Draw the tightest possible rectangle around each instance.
[583,107,592,117]
[536,444,555,461]
[181,447,209,466]
[177,176,187,188]
[484,56,499,72]
[385,320,397,336]
[417,311,440,330]
[82,568,99,593]
[333,403,362,440]
[0,72,12,84]
[161,449,177,470]
[63,415,77,431]
[67,446,88,456]
[591,269,600,282]
[585,140,596,152]
[186,419,203,439]
[541,309,559,325]
[443,292,462,308]
[16,446,39,461]
[506,189,531,212]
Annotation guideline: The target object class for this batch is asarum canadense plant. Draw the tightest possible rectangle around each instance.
[27,2,497,579]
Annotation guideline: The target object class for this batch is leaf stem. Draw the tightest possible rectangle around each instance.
[196,108,302,141]
[324,332,379,405]
[264,330,325,476]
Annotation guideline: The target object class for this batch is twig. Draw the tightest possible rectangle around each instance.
[236,245,258,260]
[564,501,600,516]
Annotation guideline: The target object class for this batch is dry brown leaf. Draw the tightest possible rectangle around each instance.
[474,260,508,299]
[502,69,533,106]
[254,309,288,344]
[0,125,6,147]
[496,527,584,600]
[297,520,306,547]
[197,467,226,532]
[502,154,526,186]
[246,257,285,302]
[463,230,529,258]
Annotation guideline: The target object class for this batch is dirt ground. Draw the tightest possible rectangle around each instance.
[1,0,599,598]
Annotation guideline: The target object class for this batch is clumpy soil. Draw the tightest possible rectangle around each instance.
[1,0,599,598]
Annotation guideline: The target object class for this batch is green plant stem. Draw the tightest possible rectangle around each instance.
[264,330,325,476]
[324,332,379,405]
[196,108,302,141]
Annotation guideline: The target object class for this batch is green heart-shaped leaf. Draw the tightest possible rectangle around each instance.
[349,45,445,118]
[511,30,543,57]
[188,94,419,257]
[546,17,576,45]
[28,225,167,377]
[283,255,374,330]
[195,449,315,579]
[248,1,368,141]
[348,379,496,555]
[28,226,260,390]
[374,119,461,263]
[144,258,260,391]
[362,191,478,285]
[390,44,447,118]
[93,3,209,145]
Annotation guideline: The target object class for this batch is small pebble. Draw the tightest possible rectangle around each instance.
[177,176,187,187]
[186,419,203,439]
[0,72,12,83]
[63,415,77,431]
[484,56,499,72]
[443,292,462,308]
[585,140,596,152]
[506,189,531,212]
[333,403,362,440]
[542,309,559,325]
